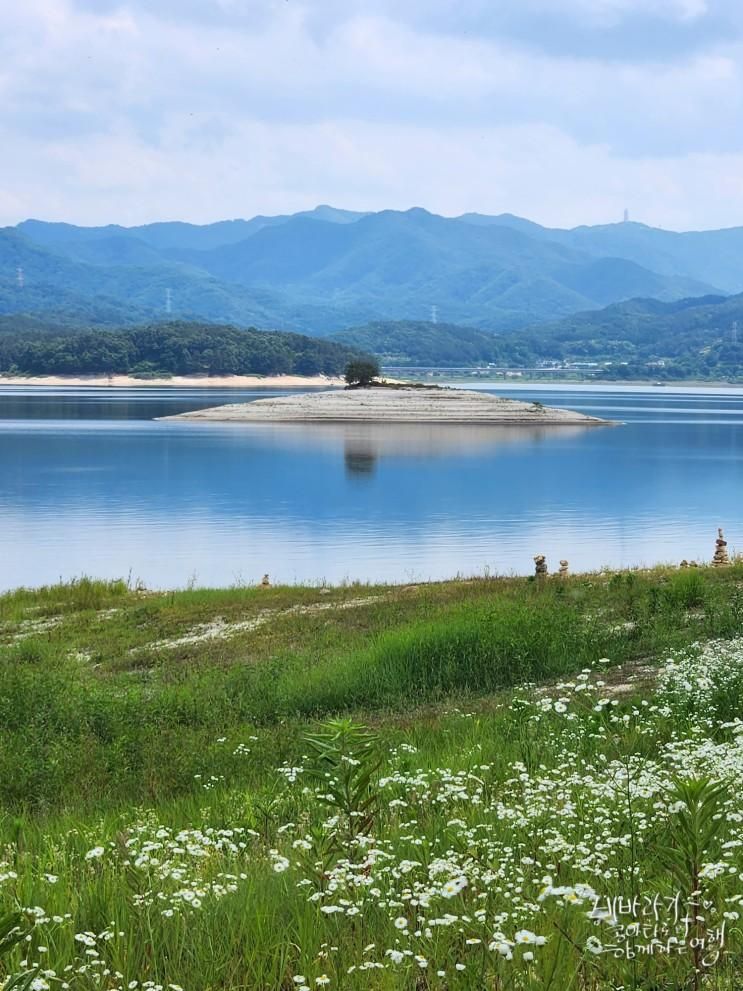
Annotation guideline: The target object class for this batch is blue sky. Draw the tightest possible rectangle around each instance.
[2,0,743,229]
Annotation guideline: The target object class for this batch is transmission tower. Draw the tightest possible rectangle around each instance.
[431,304,438,325]
[165,287,172,315]
[733,321,739,345]
[16,266,24,289]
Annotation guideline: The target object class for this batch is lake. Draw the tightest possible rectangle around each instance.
[2,383,743,591]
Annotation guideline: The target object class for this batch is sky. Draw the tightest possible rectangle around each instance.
[2,0,743,230]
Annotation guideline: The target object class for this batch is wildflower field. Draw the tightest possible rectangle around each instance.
[3,566,743,990]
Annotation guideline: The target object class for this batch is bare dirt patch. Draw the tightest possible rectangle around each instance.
[135,594,388,653]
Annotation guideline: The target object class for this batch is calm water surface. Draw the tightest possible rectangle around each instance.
[2,383,743,590]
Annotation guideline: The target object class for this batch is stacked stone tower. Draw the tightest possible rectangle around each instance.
[713,529,730,567]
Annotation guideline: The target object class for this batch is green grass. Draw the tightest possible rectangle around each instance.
[2,567,743,989]
[1,565,742,812]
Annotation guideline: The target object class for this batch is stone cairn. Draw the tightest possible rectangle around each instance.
[261,573,271,588]
[713,528,730,567]
[558,560,569,579]
[534,554,548,579]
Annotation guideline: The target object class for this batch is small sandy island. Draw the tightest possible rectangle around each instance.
[164,385,613,425]
[0,374,344,389]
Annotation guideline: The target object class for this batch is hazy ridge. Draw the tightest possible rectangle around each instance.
[3,206,738,334]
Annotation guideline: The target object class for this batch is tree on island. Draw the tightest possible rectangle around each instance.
[344,358,380,387]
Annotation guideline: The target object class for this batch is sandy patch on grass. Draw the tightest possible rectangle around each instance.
[136,595,386,652]
[0,616,63,643]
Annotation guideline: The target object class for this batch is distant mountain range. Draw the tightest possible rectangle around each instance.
[4,206,743,334]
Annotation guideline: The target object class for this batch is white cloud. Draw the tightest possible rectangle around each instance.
[1,0,742,228]
[543,0,708,24]
[5,113,743,231]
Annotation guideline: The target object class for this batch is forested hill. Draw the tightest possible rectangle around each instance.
[330,294,743,379]
[0,322,367,377]
[332,321,493,365]
[6,208,724,333]
[330,320,534,366]
[513,292,743,378]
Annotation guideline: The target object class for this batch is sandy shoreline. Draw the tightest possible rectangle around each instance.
[0,374,345,389]
[165,386,614,426]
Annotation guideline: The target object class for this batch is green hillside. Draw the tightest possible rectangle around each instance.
[332,293,743,380]
[330,320,503,365]
[9,208,724,333]
[0,321,366,377]
[459,214,743,293]
[154,210,717,329]
[514,292,743,377]
[0,228,340,332]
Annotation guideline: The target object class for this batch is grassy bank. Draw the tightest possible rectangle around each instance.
[2,567,743,989]
[2,565,741,811]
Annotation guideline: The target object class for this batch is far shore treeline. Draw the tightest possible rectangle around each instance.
[0,321,368,377]
[332,298,743,380]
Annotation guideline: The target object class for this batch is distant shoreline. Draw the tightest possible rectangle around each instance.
[1,373,741,391]
[499,379,743,388]
[0,373,346,389]
[401,375,743,389]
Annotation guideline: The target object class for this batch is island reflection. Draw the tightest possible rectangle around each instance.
[224,421,593,480]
